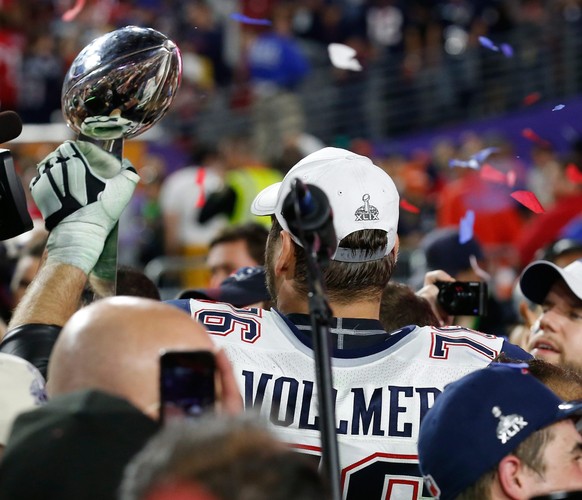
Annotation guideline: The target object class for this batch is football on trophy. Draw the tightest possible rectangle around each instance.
[61,26,182,140]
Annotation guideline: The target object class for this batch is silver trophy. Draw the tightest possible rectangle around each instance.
[62,26,182,295]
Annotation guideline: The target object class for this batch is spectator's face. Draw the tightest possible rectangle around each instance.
[528,280,582,372]
[207,240,259,288]
[518,419,582,498]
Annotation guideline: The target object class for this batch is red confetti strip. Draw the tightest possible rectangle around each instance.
[523,92,541,106]
[480,164,506,184]
[62,0,86,21]
[195,167,206,208]
[399,199,420,214]
[521,128,550,147]
[511,190,545,214]
[506,170,516,188]
[566,163,582,184]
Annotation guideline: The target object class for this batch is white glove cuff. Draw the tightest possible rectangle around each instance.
[45,218,108,274]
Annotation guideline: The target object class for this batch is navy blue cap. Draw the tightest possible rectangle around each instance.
[418,363,582,499]
[177,266,270,307]
[422,228,484,277]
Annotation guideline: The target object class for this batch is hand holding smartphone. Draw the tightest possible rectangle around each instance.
[159,350,216,424]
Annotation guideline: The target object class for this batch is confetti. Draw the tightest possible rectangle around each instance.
[552,104,566,111]
[566,163,582,184]
[459,210,475,244]
[480,164,507,184]
[500,43,513,58]
[449,158,478,169]
[521,128,550,146]
[511,190,545,214]
[478,36,499,52]
[195,167,206,208]
[327,43,363,71]
[472,147,499,164]
[229,13,272,26]
[561,125,579,142]
[507,170,516,187]
[62,0,85,21]
[523,92,542,106]
[449,147,498,170]
[399,199,420,214]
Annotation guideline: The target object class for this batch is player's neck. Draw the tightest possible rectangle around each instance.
[329,300,381,319]
[277,293,381,320]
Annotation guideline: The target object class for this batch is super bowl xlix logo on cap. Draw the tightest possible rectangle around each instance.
[354,194,379,221]
[493,406,528,444]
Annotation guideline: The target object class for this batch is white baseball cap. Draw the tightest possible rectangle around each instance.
[0,353,47,445]
[251,147,400,262]
[520,258,582,305]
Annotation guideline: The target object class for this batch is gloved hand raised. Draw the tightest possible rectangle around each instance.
[30,140,139,274]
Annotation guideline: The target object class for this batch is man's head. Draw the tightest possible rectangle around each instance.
[520,259,582,371]
[419,228,485,282]
[47,296,241,419]
[178,266,270,309]
[120,414,328,500]
[207,223,268,287]
[251,147,400,309]
[418,363,582,500]
[541,238,582,269]
[380,282,438,332]
[0,390,158,500]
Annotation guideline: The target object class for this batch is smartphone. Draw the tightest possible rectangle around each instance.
[159,350,216,424]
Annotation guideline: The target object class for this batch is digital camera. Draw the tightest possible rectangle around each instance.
[436,281,488,316]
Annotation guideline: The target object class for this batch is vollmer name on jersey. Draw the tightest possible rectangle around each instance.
[243,370,442,437]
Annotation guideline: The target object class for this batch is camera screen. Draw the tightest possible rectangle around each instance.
[437,281,488,316]
[160,353,215,423]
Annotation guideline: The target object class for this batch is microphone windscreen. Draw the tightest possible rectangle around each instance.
[0,111,23,144]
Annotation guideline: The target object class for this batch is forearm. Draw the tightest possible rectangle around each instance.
[7,262,87,332]
[6,140,138,335]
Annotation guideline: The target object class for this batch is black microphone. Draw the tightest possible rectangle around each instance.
[281,179,337,260]
[0,110,33,240]
[0,111,23,144]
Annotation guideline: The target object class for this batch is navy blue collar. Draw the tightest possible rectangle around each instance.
[279,311,415,359]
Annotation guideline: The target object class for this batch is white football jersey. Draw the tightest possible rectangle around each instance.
[174,299,529,500]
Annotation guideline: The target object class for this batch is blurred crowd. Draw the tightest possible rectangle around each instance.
[0,2,582,499]
[4,0,582,139]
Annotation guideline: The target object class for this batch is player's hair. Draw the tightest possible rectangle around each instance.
[455,426,552,500]
[496,355,582,401]
[120,414,328,500]
[267,219,396,304]
[209,223,269,266]
[380,282,438,331]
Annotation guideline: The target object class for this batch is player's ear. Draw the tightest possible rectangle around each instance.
[276,230,296,279]
[497,454,529,499]
[392,235,400,263]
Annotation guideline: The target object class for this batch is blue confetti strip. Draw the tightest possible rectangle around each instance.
[229,13,272,26]
[478,36,499,52]
[552,104,566,111]
[459,210,475,244]
[472,147,499,164]
[500,43,513,58]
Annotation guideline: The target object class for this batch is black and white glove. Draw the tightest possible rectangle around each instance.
[30,140,139,274]
[80,115,134,141]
